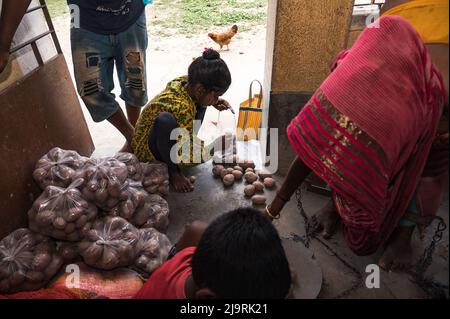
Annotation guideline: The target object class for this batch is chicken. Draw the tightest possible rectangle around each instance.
[208,25,238,51]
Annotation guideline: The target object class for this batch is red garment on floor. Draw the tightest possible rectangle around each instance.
[133,247,195,299]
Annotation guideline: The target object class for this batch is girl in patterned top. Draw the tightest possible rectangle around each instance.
[132,49,232,193]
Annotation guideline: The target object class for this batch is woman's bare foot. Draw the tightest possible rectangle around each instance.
[379,227,414,272]
[314,200,341,239]
[170,171,194,193]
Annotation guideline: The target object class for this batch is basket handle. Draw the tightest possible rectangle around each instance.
[248,80,263,109]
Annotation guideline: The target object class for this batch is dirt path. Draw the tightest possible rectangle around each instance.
[52,6,267,158]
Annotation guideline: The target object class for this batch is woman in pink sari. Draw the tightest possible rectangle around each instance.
[265,15,448,270]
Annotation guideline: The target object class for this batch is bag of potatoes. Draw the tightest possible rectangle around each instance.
[78,217,139,270]
[141,162,170,196]
[33,147,86,190]
[0,229,63,294]
[133,228,172,278]
[73,158,129,210]
[113,152,143,181]
[107,180,170,232]
[28,179,98,241]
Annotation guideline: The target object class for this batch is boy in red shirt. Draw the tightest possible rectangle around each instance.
[134,208,293,299]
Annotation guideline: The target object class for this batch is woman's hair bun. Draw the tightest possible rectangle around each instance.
[203,48,221,60]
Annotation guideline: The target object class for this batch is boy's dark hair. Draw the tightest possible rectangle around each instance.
[188,48,232,94]
[191,208,292,299]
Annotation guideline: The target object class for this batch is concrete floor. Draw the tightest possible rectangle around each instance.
[165,161,449,299]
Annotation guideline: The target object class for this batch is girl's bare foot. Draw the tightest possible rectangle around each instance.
[314,200,341,239]
[379,227,414,272]
[170,171,194,193]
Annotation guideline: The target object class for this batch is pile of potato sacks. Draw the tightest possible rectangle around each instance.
[0,148,173,294]
[212,158,276,207]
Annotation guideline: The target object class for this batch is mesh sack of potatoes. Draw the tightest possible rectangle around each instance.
[56,241,81,264]
[73,158,129,210]
[107,180,170,232]
[33,147,86,190]
[78,217,139,270]
[132,228,172,278]
[113,152,143,181]
[141,162,170,196]
[28,179,98,241]
[0,229,63,294]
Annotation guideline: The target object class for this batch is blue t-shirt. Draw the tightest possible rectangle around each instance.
[67,0,148,35]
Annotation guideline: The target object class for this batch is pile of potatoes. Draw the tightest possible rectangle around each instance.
[0,229,63,294]
[33,147,86,190]
[113,152,143,181]
[28,180,98,241]
[212,162,277,207]
[133,228,172,278]
[78,217,139,270]
[73,158,129,210]
[141,162,170,196]
[107,180,170,233]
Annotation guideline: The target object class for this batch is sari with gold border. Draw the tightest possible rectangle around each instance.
[287,16,445,255]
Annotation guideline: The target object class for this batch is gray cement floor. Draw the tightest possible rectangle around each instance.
[165,161,449,299]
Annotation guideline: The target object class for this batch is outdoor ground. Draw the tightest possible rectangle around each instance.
[48,0,448,299]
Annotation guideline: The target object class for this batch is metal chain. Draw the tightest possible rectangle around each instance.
[293,185,318,248]
[413,217,449,299]
[293,184,362,298]
[294,185,449,299]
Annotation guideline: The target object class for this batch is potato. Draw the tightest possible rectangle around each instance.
[233,166,243,173]
[232,170,243,180]
[53,217,67,230]
[32,253,52,271]
[252,195,267,206]
[245,168,255,173]
[10,272,26,287]
[223,174,235,187]
[244,172,258,183]
[258,170,273,180]
[94,189,108,204]
[212,165,225,177]
[64,223,76,234]
[63,207,82,223]
[36,210,55,227]
[26,271,45,283]
[253,181,265,192]
[244,185,256,197]
[44,255,63,278]
[220,167,234,179]
[238,160,256,170]
[264,177,276,188]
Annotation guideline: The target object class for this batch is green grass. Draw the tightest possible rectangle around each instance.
[151,0,267,35]
[44,0,268,36]
[45,0,68,18]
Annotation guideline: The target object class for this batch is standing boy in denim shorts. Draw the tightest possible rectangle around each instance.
[68,0,150,151]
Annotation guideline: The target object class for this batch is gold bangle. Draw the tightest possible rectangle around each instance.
[265,205,281,220]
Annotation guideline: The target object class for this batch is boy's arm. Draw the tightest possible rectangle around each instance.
[0,0,32,73]
[175,221,208,251]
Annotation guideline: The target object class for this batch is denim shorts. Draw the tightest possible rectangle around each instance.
[70,13,148,122]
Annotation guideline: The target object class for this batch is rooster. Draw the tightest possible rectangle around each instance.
[208,25,238,51]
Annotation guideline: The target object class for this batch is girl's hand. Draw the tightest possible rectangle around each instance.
[213,98,232,112]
